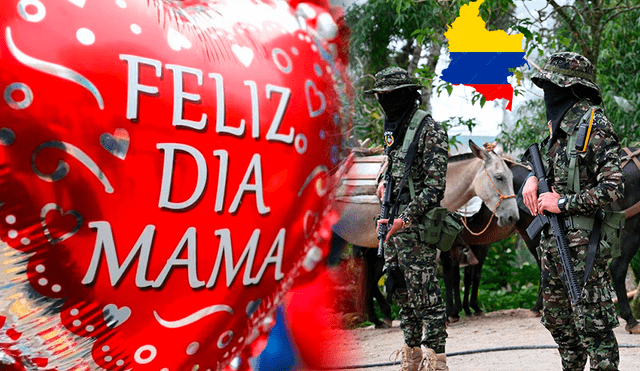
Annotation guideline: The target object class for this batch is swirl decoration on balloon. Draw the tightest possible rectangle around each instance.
[0,0,350,370]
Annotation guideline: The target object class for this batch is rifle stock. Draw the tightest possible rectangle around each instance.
[524,143,581,303]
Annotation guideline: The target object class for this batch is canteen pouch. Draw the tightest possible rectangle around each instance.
[436,212,463,252]
[601,211,625,259]
[567,211,625,259]
[419,207,447,245]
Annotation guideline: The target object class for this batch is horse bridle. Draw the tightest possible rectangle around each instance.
[460,159,516,236]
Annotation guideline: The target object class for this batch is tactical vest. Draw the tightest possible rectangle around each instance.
[395,109,462,251]
[564,106,624,258]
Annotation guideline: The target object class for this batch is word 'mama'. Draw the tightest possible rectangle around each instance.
[82,222,285,289]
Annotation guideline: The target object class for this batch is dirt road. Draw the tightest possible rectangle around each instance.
[316,309,640,371]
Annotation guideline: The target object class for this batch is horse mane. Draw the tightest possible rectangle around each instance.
[449,149,532,170]
[448,152,477,163]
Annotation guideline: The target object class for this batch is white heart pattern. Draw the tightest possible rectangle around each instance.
[40,203,83,245]
[103,304,131,328]
[305,80,326,118]
[231,44,254,68]
[100,128,130,160]
[167,27,192,51]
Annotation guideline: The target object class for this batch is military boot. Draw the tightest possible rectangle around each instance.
[435,353,448,371]
[391,344,427,371]
[423,348,447,371]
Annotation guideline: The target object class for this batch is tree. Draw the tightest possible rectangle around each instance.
[345,0,518,147]
[499,1,640,151]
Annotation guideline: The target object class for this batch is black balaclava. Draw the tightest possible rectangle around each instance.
[379,88,420,151]
[543,81,600,148]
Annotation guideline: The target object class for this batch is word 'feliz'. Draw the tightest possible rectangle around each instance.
[122,54,296,140]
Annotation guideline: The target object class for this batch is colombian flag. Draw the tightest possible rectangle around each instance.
[440,0,527,110]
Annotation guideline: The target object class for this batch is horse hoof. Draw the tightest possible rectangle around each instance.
[375,321,391,329]
[472,311,485,317]
[447,317,459,324]
[383,318,393,328]
[625,322,640,334]
[527,310,542,318]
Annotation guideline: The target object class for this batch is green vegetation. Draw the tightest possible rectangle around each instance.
[472,235,539,312]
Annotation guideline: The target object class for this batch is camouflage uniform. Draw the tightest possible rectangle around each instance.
[531,52,625,370]
[367,67,450,354]
[385,113,449,352]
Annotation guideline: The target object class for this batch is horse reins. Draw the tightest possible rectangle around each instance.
[460,146,516,236]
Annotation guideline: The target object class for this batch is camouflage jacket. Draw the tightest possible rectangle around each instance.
[380,108,449,226]
[542,100,625,246]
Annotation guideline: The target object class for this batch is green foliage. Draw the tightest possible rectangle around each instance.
[344,0,444,76]
[474,235,540,312]
[347,71,385,145]
[597,9,640,147]
[551,5,640,147]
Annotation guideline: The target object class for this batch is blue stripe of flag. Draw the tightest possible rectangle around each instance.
[441,52,527,85]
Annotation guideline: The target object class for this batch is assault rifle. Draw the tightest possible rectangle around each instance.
[524,143,581,303]
[377,159,396,257]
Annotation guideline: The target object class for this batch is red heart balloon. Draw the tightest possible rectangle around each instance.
[0,1,349,370]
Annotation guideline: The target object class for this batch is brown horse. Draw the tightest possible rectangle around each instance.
[331,140,519,327]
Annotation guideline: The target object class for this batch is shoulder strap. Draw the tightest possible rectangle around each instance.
[401,110,429,200]
[402,110,428,152]
[567,107,599,193]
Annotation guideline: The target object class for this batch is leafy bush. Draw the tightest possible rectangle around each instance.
[464,235,540,313]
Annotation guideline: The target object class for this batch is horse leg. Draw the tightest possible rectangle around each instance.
[469,244,489,315]
[365,248,393,328]
[609,232,640,334]
[360,247,386,328]
[328,231,348,267]
[523,234,543,315]
[462,264,473,316]
[440,249,460,323]
[452,258,463,317]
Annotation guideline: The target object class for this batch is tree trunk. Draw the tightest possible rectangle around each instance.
[395,38,415,71]
[407,42,423,75]
[421,34,444,113]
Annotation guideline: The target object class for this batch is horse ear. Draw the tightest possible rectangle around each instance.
[493,142,504,157]
[469,140,488,161]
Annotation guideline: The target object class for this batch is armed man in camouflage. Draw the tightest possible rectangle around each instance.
[522,52,625,370]
[367,67,449,371]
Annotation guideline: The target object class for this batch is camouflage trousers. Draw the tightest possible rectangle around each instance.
[385,228,447,353]
[540,232,620,371]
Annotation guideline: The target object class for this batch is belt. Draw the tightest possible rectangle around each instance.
[564,214,594,231]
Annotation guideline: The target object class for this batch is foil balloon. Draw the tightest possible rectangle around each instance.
[0,0,350,370]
